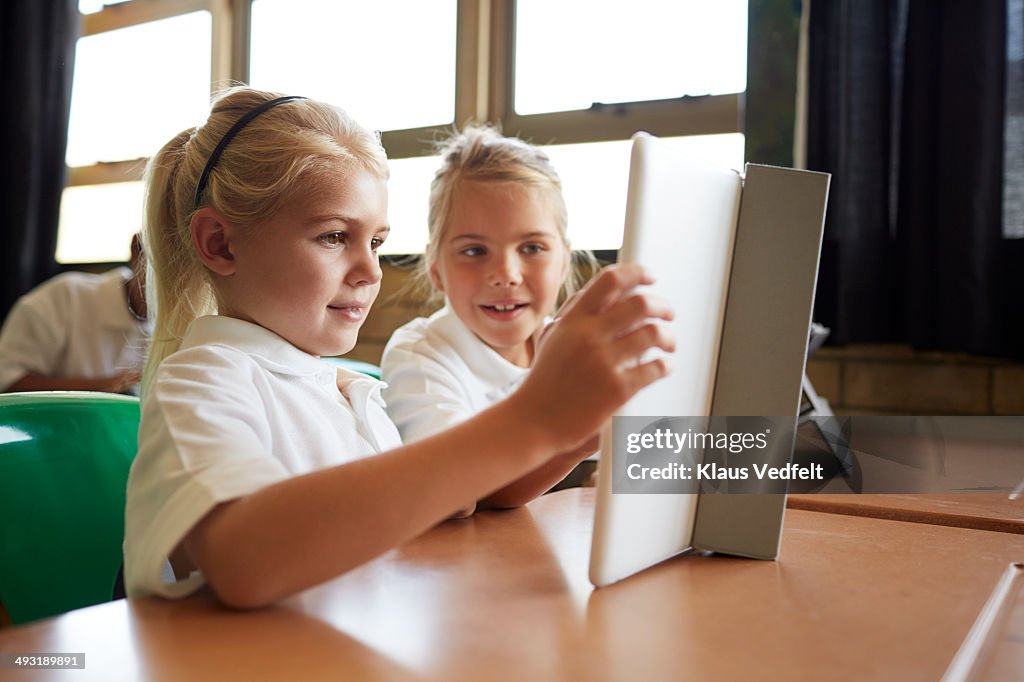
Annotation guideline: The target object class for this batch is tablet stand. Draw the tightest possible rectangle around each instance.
[692,163,831,561]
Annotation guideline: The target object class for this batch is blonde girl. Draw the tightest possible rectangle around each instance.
[124,88,673,608]
[382,126,598,512]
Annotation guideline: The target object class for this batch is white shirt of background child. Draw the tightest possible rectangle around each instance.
[0,268,151,390]
[380,305,531,444]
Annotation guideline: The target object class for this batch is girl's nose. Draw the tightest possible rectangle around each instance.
[489,255,522,287]
[347,245,382,286]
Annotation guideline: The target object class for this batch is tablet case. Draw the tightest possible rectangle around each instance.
[589,134,830,586]
[692,163,831,560]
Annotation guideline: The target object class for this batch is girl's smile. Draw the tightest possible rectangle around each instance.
[478,300,530,321]
[327,302,371,322]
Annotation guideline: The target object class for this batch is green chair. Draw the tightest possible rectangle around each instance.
[0,391,140,625]
[321,356,382,380]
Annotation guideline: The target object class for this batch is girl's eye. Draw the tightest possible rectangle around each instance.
[371,236,386,252]
[319,232,346,248]
[521,243,544,255]
[460,246,486,257]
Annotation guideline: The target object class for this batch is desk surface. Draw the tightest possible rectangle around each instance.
[1,489,1021,682]
[788,493,1024,534]
[788,419,1024,535]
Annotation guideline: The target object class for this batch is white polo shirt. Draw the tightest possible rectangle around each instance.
[381,305,529,444]
[124,315,402,599]
[0,268,151,390]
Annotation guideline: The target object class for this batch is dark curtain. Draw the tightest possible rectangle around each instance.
[806,0,1024,360]
[0,1,79,319]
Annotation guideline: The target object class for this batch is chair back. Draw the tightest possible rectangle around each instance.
[0,391,139,624]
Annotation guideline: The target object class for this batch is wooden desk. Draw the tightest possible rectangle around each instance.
[788,424,1024,533]
[1,489,1021,681]
[788,493,1024,534]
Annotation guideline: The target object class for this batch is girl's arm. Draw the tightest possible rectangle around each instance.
[476,286,665,510]
[183,264,673,608]
[475,437,598,510]
[381,340,578,515]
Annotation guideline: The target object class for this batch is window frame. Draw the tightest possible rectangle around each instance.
[489,1,742,145]
[63,0,746,261]
[67,0,239,191]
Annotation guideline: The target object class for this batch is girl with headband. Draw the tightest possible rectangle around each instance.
[123,87,674,606]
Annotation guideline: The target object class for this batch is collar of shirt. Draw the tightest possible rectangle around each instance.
[96,267,153,333]
[181,315,386,405]
[430,304,536,402]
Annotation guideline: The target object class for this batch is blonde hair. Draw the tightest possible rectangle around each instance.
[140,86,388,395]
[419,125,597,304]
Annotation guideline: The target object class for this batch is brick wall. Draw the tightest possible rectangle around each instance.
[807,346,1024,416]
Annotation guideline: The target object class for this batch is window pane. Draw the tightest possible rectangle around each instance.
[515,0,748,115]
[383,155,438,255]
[57,182,143,264]
[78,0,132,14]
[250,0,456,132]
[66,12,212,166]
[381,134,744,255]
[548,134,746,251]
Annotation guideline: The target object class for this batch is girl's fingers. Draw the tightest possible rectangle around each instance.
[610,321,676,364]
[579,434,601,454]
[600,293,674,339]
[553,290,583,319]
[621,356,674,394]
[573,263,654,316]
[537,291,584,351]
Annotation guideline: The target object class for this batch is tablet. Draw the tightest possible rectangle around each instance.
[588,133,742,587]
[588,134,830,587]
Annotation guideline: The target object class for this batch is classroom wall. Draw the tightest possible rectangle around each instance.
[807,346,1024,416]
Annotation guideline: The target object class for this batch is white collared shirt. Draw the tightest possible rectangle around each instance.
[124,315,402,599]
[0,267,152,390]
[380,305,530,444]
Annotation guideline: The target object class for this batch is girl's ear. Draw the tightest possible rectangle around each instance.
[428,259,444,293]
[560,242,572,282]
[190,209,237,277]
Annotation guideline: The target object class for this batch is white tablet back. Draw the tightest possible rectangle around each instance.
[589,133,742,587]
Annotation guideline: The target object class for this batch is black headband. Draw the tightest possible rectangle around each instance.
[192,95,308,210]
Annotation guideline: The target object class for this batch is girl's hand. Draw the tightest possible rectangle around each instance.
[106,368,143,394]
[511,263,674,454]
[533,290,582,357]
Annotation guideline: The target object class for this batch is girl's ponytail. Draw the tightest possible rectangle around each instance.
[140,128,216,397]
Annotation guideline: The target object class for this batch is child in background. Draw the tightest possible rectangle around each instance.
[0,233,149,394]
[381,126,597,514]
[124,87,674,607]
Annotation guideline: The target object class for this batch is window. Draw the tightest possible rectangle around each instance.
[59,0,748,261]
[548,134,745,250]
[514,0,747,115]
[62,0,222,263]
[67,11,212,167]
[250,0,457,132]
